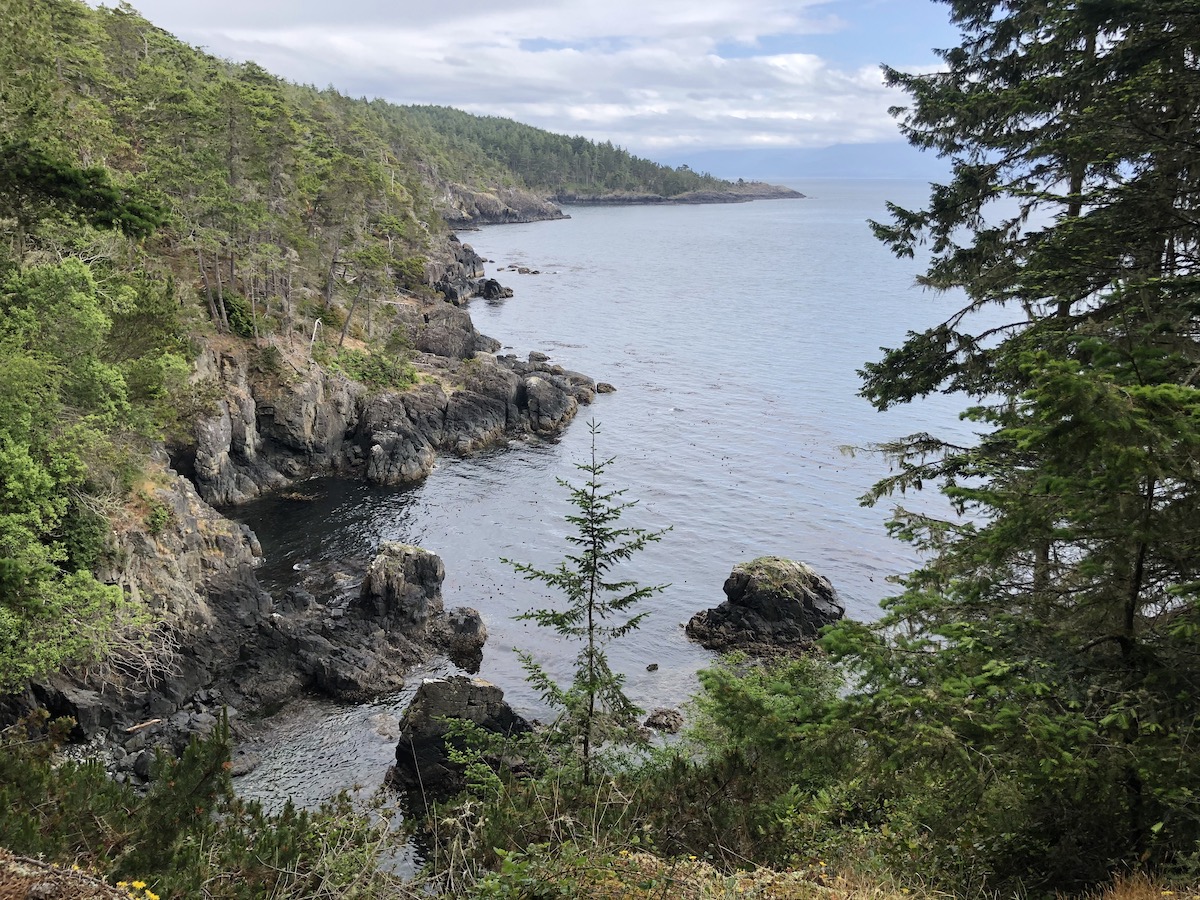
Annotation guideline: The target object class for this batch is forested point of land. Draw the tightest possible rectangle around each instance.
[402,104,735,197]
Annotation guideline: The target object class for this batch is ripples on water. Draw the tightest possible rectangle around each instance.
[233,178,986,813]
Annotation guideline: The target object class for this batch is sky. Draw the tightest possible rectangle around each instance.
[102,0,960,168]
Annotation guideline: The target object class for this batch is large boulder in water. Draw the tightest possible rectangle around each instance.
[388,675,530,803]
[686,557,844,653]
[357,542,444,637]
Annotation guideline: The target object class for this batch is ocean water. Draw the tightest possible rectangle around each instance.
[233,178,983,807]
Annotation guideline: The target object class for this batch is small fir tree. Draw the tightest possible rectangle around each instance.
[507,421,669,786]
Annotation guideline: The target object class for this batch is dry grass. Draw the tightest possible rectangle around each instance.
[1087,875,1200,900]
[466,852,1200,900]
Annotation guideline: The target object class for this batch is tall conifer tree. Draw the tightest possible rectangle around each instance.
[826,0,1200,887]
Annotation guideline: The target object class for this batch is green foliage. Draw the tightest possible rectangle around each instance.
[506,421,669,786]
[317,345,417,391]
[144,499,172,536]
[221,292,256,339]
[394,256,427,291]
[0,139,163,237]
[0,709,399,899]
[817,0,1200,892]
[467,842,623,900]
[0,259,184,689]
[401,105,733,197]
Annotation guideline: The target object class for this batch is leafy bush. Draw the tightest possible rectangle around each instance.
[221,292,256,338]
[395,256,427,291]
[322,346,416,391]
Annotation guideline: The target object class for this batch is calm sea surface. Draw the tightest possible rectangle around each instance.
[233,178,984,809]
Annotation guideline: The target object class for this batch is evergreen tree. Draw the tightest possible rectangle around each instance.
[823,0,1200,889]
[507,422,669,786]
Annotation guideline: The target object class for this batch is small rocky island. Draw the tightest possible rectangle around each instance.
[687,556,845,653]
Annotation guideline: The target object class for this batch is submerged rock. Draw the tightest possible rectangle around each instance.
[388,675,530,804]
[686,556,844,653]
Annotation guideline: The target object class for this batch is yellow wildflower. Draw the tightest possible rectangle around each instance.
[131,882,147,890]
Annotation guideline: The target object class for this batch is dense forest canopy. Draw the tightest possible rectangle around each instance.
[402,105,733,196]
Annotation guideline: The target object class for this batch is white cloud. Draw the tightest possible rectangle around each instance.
[106,0,938,154]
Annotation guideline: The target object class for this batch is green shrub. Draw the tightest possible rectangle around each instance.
[323,346,416,391]
[0,711,401,899]
[395,256,427,291]
[54,500,110,570]
[221,293,256,338]
[249,344,283,377]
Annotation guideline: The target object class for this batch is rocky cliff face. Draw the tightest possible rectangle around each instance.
[19,493,489,784]
[10,248,596,772]
[183,344,595,507]
[437,183,567,227]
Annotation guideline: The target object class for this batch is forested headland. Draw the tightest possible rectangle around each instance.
[2,0,1200,899]
[0,0,770,693]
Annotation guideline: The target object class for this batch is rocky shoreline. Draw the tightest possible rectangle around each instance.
[0,232,600,783]
[437,180,803,227]
[5,198,823,791]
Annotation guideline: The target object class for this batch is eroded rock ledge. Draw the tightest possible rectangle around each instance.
[183,346,594,507]
[438,183,568,227]
[12,513,481,785]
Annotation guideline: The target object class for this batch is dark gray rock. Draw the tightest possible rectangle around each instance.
[438,184,567,228]
[443,390,509,453]
[133,749,153,779]
[523,374,578,432]
[430,236,486,304]
[389,675,531,803]
[357,543,445,637]
[479,278,513,300]
[413,304,484,359]
[644,708,684,733]
[686,557,844,653]
[434,607,487,673]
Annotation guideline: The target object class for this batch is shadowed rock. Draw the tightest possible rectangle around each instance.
[389,675,530,804]
[433,607,488,673]
[644,708,684,733]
